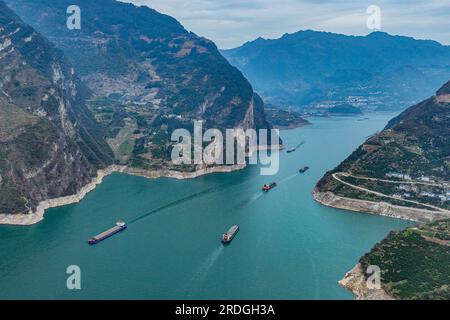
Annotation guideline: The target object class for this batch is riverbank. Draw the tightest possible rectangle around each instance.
[313,188,450,300]
[0,114,413,299]
[312,189,449,223]
[0,164,246,226]
[0,140,287,226]
[338,263,394,300]
[123,164,246,180]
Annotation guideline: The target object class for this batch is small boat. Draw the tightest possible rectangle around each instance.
[262,182,277,192]
[287,148,296,153]
[299,166,310,173]
[88,221,127,245]
[222,225,239,244]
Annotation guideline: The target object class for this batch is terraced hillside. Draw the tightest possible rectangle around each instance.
[358,219,450,300]
[6,0,273,170]
[315,81,450,217]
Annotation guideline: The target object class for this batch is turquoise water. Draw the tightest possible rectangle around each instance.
[0,114,412,299]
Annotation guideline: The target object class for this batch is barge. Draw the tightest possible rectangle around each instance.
[262,182,277,192]
[88,221,127,245]
[222,225,239,244]
[299,166,310,173]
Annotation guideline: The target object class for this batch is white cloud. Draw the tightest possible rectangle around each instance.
[123,0,450,48]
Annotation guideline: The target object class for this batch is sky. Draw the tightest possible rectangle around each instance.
[123,0,450,49]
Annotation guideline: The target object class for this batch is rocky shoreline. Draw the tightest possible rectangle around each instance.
[312,189,449,223]
[0,164,246,226]
[313,188,450,300]
[123,164,246,180]
[338,263,394,300]
[0,141,284,226]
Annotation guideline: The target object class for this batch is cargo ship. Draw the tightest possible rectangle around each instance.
[299,166,310,173]
[222,225,239,244]
[88,221,127,245]
[262,182,277,192]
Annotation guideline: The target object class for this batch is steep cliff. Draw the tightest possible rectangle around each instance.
[6,0,273,169]
[0,1,114,216]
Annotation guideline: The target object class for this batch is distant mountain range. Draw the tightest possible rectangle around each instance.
[5,0,272,169]
[222,30,450,113]
[0,1,114,216]
[315,80,450,220]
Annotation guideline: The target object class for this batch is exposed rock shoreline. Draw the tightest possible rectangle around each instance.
[312,189,448,223]
[123,164,246,180]
[339,263,394,300]
[0,142,284,226]
[0,164,246,226]
[313,189,450,300]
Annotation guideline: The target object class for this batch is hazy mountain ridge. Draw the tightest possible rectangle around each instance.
[0,1,114,215]
[6,0,272,170]
[222,30,450,112]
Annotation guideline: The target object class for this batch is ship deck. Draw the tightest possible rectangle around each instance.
[93,226,123,240]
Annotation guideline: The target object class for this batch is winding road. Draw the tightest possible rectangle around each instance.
[332,172,450,213]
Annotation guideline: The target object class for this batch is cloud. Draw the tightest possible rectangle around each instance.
[123,0,450,48]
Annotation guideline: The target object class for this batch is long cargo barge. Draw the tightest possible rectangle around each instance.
[299,166,310,173]
[222,225,239,244]
[88,221,127,245]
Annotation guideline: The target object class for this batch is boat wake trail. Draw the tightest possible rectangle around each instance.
[278,173,298,185]
[236,174,298,209]
[295,141,305,149]
[236,192,263,208]
[250,192,263,202]
[128,187,218,224]
[183,246,224,294]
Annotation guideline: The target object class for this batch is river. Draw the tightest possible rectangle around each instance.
[0,114,412,299]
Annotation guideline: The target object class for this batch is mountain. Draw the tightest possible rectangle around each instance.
[341,219,450,300]
[0,1,114,217]
[314,81,450,222]
[222,30,450,113]
[5,0,272,169]
[264,107,310,129]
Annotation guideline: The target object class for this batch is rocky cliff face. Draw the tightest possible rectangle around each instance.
[0,1,114,215]
[338,263,394,300]
[436,80,450,103]
[6,0,272,169]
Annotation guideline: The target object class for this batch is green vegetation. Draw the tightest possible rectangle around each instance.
[317,82,450,211]
[222,30,450,111]
[7,0,272,172]
[0,101,38,141]
[264,107,310,129]
[360,220,450,300]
